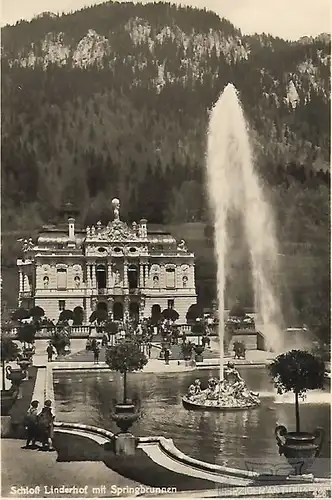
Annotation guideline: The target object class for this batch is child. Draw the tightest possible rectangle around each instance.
[24,400,39,448]
[38,400,55,451]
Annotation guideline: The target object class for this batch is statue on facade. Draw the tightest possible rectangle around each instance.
[112,198,120,221]
[114,269,121,285]
[177,239,187,251]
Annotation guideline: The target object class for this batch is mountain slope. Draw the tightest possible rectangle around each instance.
[1,2,330,331]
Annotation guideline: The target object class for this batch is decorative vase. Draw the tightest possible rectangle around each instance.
[194,345,204,362]
[5,366,26,386]
[111,403,140,433]
[275,425,324,475]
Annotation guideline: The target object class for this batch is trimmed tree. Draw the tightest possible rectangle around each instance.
[269,350,325,433]
[73,306,84,326]
[1,337,20,390]
[191,322,205,335]
[89,309,108,324]
[51,325,71,356]
[17,323,36,347]
[59,309,74,322]
[186,304,203,324]
[105,319,119,338]
[11,308,30,321]
[161,308,179,322]
[105,340,148,403]
[29,306,45,320]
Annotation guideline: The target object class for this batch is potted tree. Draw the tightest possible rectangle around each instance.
[186,303,204,324]
[11,308,30,322]
[269,350,325,475]
[181,342,193,361]
[51,324,71,357]
[161,308,179,322]
[59,309,74,323]
[105,339,148,455]
[29,306,45,332]
[17,323,36,372]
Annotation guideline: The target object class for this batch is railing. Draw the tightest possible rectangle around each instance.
[20,291,33,298]
[4,325,92,339]
[97,288,108,295]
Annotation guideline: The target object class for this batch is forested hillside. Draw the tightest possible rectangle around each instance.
[1,1,330,335]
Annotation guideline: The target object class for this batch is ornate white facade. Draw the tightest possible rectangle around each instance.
[17,200,197,323]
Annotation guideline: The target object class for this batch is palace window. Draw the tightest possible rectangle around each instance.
[57,268,67,289]
[59,300,66,311]
[165,268,175,288]
[167,299,174,309]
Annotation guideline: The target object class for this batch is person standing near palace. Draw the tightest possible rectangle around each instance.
[23,400,39,448]
[37,400,55,451]
[46,343,54,362]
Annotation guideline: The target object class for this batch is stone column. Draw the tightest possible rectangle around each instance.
[92,263,97,290]
[160,264,165,289]
[19,269,24,293]
[139,263,144,289]
[123,260,128,288]
[144,265,149,287]
[190,265,195,289]
[107,263,113,288]
[86,263,91,289]
[85,300,91,324]
[124,296,130,322]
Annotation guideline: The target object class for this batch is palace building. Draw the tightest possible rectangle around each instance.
[17,199,197,324]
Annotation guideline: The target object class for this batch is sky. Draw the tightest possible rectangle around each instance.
[1,0,331,40]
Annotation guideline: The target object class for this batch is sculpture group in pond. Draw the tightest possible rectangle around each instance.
[184,362,260,410]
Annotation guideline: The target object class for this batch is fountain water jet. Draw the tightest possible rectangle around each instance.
[207,83,283,361]
[183,83,283,410]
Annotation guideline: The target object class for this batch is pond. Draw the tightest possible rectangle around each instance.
[53,367,331,477]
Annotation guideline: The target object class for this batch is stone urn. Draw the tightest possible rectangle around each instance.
[275,425,324,475]
[6,366,26,386]
[111,401,140,456]
[194,345,204,362]
[111,403,140,433]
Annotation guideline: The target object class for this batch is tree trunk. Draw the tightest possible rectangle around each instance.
[295,391,300,433]
[123,371,127,404]
[2,361,5,391]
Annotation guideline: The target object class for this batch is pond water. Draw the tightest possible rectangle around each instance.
[53,367,331,477]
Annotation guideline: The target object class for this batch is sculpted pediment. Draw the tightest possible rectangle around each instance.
[86,220,140,243]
